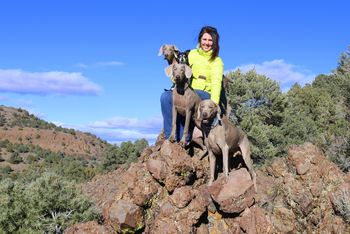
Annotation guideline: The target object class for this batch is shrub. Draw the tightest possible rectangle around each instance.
[9,152,23,164]
[101,139,149,172]
[26,154,39,164]
[226,70,286,164]
[0,173,100,233]
[333,187,350,224]
[0,165,13,174]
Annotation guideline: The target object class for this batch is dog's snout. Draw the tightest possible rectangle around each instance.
[202,112,208,118]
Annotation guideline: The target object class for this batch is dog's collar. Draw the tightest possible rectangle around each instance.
[201,116,221,129]
[201,116,221,137]
[210,116,220,128]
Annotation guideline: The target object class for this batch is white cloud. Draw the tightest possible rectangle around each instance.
[88,128,159,145]
[88,116,162,130]
[74,60,125,68]
[96,61,125,67]
[87,116,162,144]
[230,59,316,91]
[57,115,163,145]
[0,69,102,95]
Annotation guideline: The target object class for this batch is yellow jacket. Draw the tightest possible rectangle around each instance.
[188,48,224,104]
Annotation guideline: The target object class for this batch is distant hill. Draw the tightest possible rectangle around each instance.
[0,105,108,160]
[0,105,114,177]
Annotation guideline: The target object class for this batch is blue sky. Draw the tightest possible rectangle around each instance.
[1,0,349,145]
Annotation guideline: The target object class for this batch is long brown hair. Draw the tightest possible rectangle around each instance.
[198,26,220,62]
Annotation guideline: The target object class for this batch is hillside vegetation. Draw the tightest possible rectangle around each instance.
[0,106,148,233]
[226,45,350,170]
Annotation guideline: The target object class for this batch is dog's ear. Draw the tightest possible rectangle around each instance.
[173,45,179,52]
[165,64,173,77]
[174,50,179,59]
[197,104,202,120]
[216,104,222,122]
[158,45,164,56]
[184,64,192,79]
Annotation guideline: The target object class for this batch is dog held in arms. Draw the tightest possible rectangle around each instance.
[197,99,257,192]
[174,49,190,65]
[165,63,202,148]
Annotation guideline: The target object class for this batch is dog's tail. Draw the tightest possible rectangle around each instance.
[240,134,257,193]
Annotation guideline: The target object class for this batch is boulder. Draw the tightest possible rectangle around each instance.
[107,199,144,232]
[208,168,255,213]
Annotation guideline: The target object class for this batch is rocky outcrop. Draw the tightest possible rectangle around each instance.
[67,142,350,233]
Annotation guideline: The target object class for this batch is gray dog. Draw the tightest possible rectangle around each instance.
[197,99,257,191]
[165,63,202,147]
[158,44,179,65]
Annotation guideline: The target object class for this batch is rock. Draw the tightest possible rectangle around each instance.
[283,173,314,215]
[107,199,144,232]
[170,186,194,208]
[239,208,256,234]
[239,206,273,234]
[271,207,295,233]
[64,221,113,234]
[159,201,176,218]
[152,217,179,234]
[254,170,277,211]
[288,144,313,175]
[75,142,350,233]
[266,157,288,178]
[146,159,168,181]
[208,168,255,213]
[161,143,196,192]
[118,163,160,207]
[207,210,231,234]
[196,223,209,234]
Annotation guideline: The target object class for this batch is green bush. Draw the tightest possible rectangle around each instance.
[26,154,39,164]
[0,173,100,233]
[101,138,149,171]
[332,187,350,224]
[226,47,350,166]
[0,113,6,126]
[0,165,13,175]
[9,152,23,164]
[226,69,286,164]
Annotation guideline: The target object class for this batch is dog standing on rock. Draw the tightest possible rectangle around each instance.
[165,63,202,147]
[197,99,257,192]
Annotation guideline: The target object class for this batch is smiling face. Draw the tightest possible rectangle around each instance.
[200,33,213,52]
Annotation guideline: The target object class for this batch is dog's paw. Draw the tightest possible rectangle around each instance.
[224,176,229,184]
[199,150,208,160]
[179,140,187,148]
[168,135,176,143]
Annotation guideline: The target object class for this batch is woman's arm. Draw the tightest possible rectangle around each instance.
[210,58,224,104]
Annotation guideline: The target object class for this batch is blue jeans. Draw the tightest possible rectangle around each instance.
[160,89,210,142]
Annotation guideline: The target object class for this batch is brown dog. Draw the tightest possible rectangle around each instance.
[198,99,257,191]
[165,63,202,147]
[158,44,179,65]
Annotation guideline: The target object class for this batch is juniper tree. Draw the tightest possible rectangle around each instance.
[226,69,286,164]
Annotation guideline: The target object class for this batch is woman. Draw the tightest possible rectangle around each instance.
[160,26,224,143]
